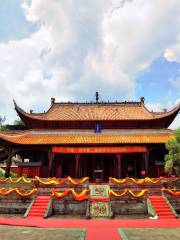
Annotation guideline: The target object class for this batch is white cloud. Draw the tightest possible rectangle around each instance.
[169,77,180,91]
[164,42,180,62]
[161,0,180,63]
[146,98,180,112]
[170,115,180,130]
[146,103,164,113]
[146,99,180,129]
[0,0,180,122]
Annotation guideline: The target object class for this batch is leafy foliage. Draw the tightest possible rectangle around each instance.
[0,115,6,130]
[0,125,9,130]
[14,119,25,126]
[165,128,180,176]
[0,168,5,178]
[0,168,17,178]
[0,115,6,126]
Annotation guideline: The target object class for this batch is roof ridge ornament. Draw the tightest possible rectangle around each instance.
[51,97,55,105]
[140,97,145,104]
[95,92,99,103]
[13,99,17,107]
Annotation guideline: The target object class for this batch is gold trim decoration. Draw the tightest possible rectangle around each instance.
[0,188,37,196]
[109,177,179,185]
[109,188,149,198]
[0,177,32,183]
[67,176,89,185]
[162,188,180,196]
[52,188,89,201]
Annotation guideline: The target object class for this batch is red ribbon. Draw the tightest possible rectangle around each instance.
[90,198,109,202]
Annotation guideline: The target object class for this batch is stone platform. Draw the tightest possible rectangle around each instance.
[0,177,179,219]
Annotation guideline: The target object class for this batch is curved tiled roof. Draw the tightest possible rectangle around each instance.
[14,100,180,121]
[0,129,174,145]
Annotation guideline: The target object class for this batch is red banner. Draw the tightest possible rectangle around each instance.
[52,146,147,154]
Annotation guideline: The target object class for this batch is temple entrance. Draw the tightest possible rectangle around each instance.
[86,154,114,182]
[53,150,148,180]
[121,153,145,178]
[57,153,114,181]
[61,154,76,177]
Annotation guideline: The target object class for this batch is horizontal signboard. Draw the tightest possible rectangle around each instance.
[52,146,147,154]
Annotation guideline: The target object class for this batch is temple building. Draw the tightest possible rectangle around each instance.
[0,95,179,180]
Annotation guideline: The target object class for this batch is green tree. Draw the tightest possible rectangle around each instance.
[0,115,6,126]
[0,115,7,130]
[14,119,25,126]
[165,128,180,176]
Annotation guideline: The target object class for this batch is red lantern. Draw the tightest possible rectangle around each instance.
[141,170,146,177]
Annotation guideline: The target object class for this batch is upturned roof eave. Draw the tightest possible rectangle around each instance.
[13,100,180,123]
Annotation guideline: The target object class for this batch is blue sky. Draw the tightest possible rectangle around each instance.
[0,0,36,41]
[136,57,180,104]
[0,0,179,128]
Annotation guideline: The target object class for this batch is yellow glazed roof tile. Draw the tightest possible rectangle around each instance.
[0,129,174,145]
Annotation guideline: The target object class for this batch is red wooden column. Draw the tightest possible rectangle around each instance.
[80,155,84,178]
[75,154,80,178]
[60,156,63,178]
[5,147,13,178]
[113,155,116,178]
[55,154,63,178]
[83,155,87,177]
[116,153,122,179]
[144,152,149,177]
[48,150,55,177]
[100,154,104,180]
[92,154,96,180]
[79,155,82,178]
[133,154,137,178]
